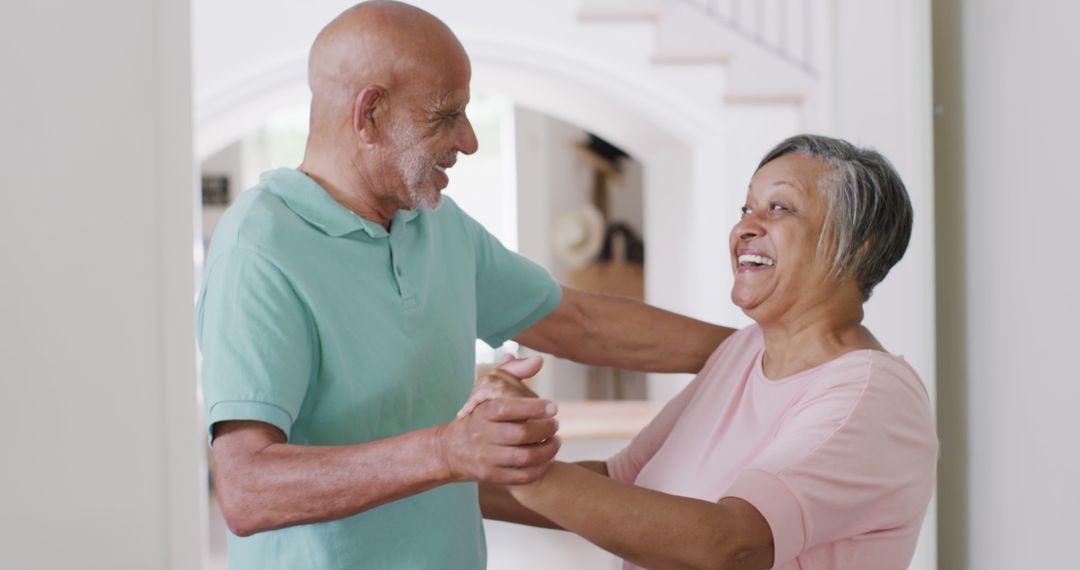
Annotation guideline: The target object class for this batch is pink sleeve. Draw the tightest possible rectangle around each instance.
[724,355,937,566]
[606,334,737,483]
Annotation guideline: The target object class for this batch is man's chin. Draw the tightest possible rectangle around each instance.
[419,195,442,211]
[409,189,442,211]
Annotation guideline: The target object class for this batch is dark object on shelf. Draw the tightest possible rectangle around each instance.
[584,133,630,172]
[202,175,230,205]
[599,223,645,264]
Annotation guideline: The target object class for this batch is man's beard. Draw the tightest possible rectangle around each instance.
[390,122,454,211]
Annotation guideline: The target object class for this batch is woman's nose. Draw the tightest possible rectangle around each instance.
[733,216,763,241]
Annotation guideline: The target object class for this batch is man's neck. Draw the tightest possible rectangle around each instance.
[298,153,398,229]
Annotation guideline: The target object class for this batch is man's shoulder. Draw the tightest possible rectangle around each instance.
[212,183,317,256]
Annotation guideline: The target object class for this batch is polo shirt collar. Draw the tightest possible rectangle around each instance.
[263,168,421,238]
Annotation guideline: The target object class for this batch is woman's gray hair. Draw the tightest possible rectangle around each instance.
[757,134,913,300]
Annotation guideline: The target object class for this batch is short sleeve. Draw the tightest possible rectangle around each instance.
[724,355,937,566]
[461,210,561,348]
[196,247,317,442]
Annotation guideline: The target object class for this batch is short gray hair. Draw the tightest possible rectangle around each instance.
[757,134,913,300]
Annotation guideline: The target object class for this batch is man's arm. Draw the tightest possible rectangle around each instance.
[514,287,734,373]
[211,397,559,537]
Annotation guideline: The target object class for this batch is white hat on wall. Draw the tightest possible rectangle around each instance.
[552,203,605,269]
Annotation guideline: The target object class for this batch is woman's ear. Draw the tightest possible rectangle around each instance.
[353,85,386,145]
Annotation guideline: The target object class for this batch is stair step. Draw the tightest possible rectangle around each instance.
[651,52,732,65]
[577,0,815,109]
[723,92,805,105]
[578,0,661,22]
[578,9,660,22]
[653,1,815,99]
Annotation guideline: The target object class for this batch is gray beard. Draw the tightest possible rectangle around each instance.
[390,120,442,210]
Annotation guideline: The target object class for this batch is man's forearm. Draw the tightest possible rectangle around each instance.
[213,424,451,536]
[213,396,559,536]
[516,288,734,374]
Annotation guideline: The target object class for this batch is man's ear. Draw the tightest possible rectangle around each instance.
[353,86,386,145]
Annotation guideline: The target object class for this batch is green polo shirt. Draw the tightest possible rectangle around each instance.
[196,168,561,570]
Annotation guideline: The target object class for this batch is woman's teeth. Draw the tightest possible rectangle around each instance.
[738,254,775,267]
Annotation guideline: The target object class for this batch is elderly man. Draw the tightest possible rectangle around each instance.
[197,1,732,568]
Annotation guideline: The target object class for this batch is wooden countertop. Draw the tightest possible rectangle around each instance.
[553,400,665,440]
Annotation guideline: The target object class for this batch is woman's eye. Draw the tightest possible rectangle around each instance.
[740,206,752,217]
[770,203,789,212]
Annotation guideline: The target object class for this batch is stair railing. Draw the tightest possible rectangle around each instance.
[680,0,819,76]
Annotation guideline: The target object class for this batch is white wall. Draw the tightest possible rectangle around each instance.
[934,1,1080,568]
[829,4,938,567]
[0,1,204,569]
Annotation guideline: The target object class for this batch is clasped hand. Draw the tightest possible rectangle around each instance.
[437,355,560,485]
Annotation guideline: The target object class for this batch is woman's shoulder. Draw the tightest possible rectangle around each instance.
[714,323,765,357]
[824,349,929,400]
[800,349,934,435]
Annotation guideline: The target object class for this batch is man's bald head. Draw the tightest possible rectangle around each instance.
[298,1,478,225]
[307,1,469,132]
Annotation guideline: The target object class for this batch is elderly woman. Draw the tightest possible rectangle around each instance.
[471,134,938,570]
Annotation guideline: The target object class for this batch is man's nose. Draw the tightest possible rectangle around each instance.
[456,117,478,155]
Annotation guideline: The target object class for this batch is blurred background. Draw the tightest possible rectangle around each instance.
[1,1,1077,569]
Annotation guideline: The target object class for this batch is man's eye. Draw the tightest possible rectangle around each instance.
[770,203,789,212]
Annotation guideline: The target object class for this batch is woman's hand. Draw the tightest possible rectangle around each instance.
[457,355,545,418]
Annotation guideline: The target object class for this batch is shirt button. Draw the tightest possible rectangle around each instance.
[395,265,403,276]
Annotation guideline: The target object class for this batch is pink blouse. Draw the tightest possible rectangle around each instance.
[607,326,937,570]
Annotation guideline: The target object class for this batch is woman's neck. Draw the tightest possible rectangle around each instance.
[757,297,883,380]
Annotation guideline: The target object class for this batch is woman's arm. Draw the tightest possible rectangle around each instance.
[479,461,609,529]
[509,462,774,570]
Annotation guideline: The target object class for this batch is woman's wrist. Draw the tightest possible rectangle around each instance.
[508,461,561,502]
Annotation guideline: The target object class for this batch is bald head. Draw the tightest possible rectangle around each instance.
[298,1,478,225]
[307,1,469,133]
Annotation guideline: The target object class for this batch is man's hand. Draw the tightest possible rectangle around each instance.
[436,355,559,485]
[436,396,560,485]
